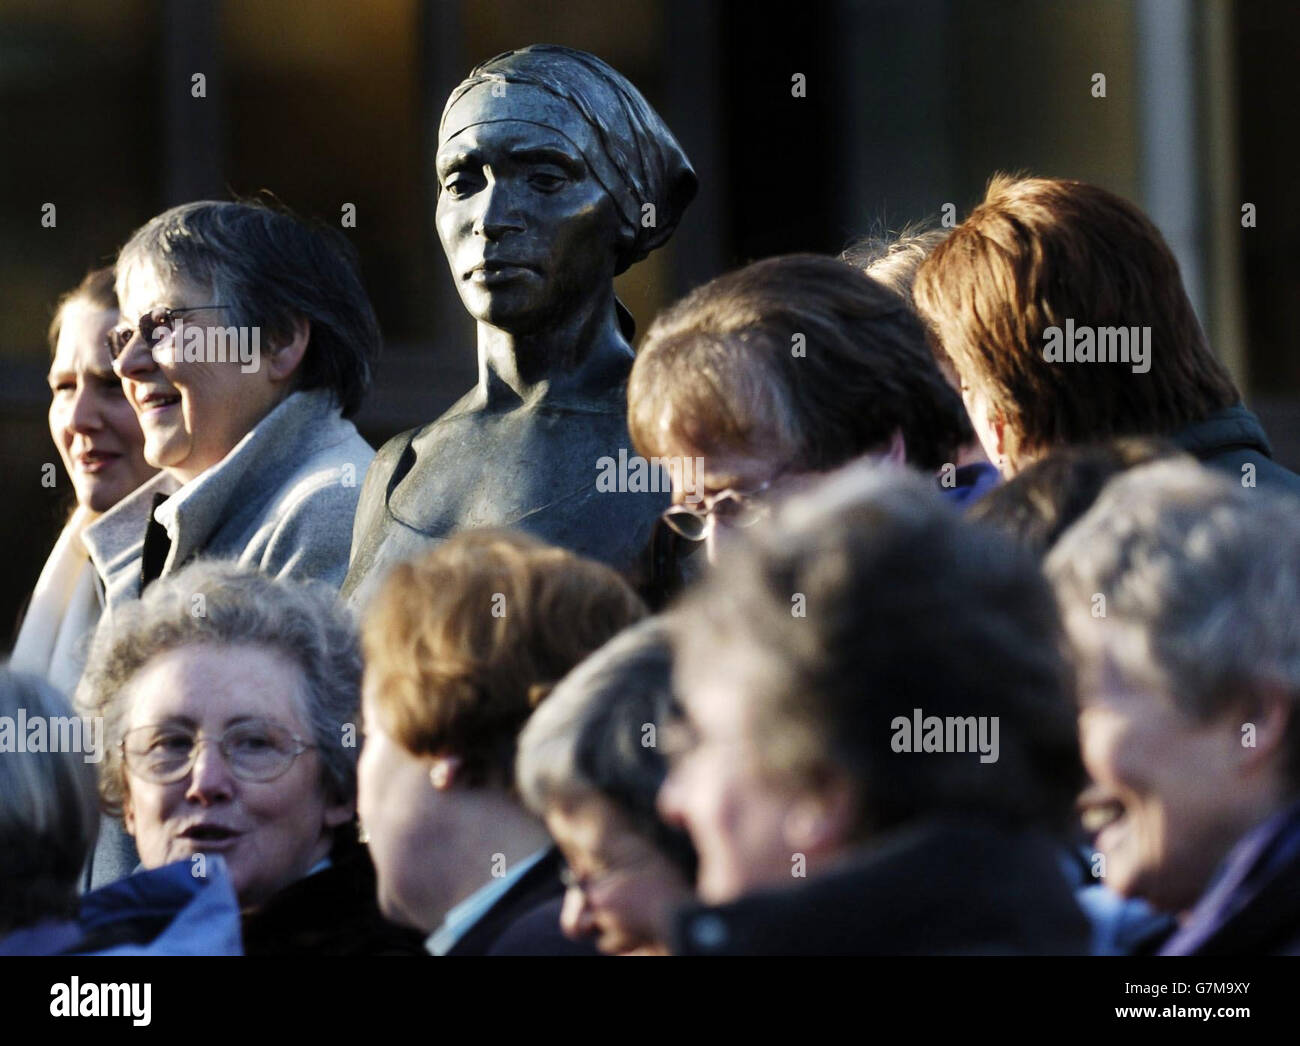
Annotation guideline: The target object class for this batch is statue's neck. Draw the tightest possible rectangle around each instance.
[477,289,630,406]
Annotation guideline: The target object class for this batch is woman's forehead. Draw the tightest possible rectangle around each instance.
[117,262,206,312]
[126,644,306,726]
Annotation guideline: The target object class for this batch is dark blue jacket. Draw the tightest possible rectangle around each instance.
[1172,404,1300,499]
[0,858,242,956]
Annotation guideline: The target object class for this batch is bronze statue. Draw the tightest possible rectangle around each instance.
[343,45,696,607]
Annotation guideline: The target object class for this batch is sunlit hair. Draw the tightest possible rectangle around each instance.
[0,670,100,934]
[516,617,696,878]
[362,530,647,791]
[77,561,361,816]
[48,266,117,357]
[628,254,969,473]
[843,224,950,302]
[1045,460,1300,788]
[913,174,1239,456]
[115,198,381,417]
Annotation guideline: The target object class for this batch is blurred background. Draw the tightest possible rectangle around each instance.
[2,0,1297,645]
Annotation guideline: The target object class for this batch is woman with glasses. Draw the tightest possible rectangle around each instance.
[81,199,379,620]
[76,560,422,954]
[627,254,975,566]
[515,618,696,955]
[11,269,156,694]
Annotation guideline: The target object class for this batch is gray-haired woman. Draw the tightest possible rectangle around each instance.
[516,618,697,955]
[85,199,380,616]
[76,560,421,954]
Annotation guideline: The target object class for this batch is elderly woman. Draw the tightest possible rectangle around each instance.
[11,269,156,693]
[657,462,1090,954]
[912,174,1300,497]
[76,561,421,954]
[516,619,697,955]
[344,45,696,608]
[84,199,380,616]
[357,529,646,955]
[1047,460,1300,955]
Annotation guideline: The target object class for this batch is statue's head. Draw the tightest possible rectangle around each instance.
[435,45,696,333]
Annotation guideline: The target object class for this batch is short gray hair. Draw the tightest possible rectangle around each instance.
[674,459,1083,835]
[77,561,361,816]
[516,618,696,876]
[116,199,380,417]
[0,669,100,932]
[843,223,951,301]
[1046,460,1300,783]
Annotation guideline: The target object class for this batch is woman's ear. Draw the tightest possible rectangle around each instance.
[1234,681,1292,774]
[122,790,136,836]
[265,315,311,384]
[883,428,907,466]
[324,795,356,830]
[782,774,857,859]
[428,753,463,792]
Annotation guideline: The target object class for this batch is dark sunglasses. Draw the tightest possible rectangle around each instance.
[106,304,229,361]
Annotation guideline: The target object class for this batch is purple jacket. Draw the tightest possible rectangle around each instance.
[1159,799,1300,956]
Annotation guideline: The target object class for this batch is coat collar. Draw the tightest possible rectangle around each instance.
[1171,403,1274,461]
[83,389,342,591]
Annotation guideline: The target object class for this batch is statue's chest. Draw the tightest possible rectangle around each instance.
[389,410,624,531]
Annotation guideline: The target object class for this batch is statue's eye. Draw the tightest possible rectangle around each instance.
[442,172,475,198]
[529,170,568,192]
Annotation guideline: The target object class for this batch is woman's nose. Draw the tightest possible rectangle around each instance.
[67,385,103,434]
[112,328,160,380]
[185,739,236,803]
[656,770,686,830]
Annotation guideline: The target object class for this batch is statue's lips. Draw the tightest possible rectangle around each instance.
[465,260,539,284]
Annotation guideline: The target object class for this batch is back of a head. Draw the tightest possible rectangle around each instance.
[516,617,696,878]
[674,461,1083,836]
[629,254,969,473]
[363,530,648,790]
[0,669,100,935]
[913,174,1239,455]
[844,225,951,302]
[969,437,1189,557]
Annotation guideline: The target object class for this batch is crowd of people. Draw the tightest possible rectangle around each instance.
[2,45,1298,957]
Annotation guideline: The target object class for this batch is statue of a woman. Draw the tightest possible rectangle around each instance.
[343,45,696,606]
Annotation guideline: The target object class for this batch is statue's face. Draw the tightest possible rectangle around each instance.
[436,109,624,332]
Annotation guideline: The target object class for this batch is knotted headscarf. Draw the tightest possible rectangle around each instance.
[439,44,697,275]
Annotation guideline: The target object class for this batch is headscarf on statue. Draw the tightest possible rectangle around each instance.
[439,44,698,287]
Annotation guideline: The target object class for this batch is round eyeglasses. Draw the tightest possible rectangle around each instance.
[120,719,314,785]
